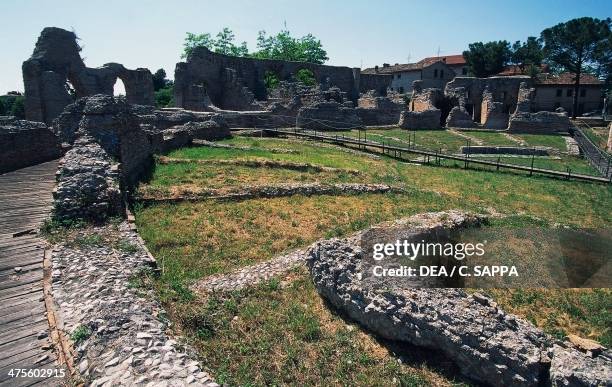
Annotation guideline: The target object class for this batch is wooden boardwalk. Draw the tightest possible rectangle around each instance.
[0,160,63,387]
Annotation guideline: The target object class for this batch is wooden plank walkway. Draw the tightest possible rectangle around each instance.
[0,160,63,387]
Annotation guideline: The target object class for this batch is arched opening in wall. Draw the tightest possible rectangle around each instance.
[434,96,454,126]
[113,78,126,97]
[295,68,316,86]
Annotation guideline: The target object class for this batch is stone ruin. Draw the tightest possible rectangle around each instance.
[306,211,612,386]
[22,27,154,125]
[52,95,229,221]
[507,82,571,133]
[0,116,62,173]
[608,122,612,152]
[398,81,445,129]
[393,76,573,133]
[356,90,405,126]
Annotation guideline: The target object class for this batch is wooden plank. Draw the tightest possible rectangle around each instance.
[0,315,46,336]
[0,322,49,350]
[0,273,43,291]
[0,303,46,326]
[0,283,42,302]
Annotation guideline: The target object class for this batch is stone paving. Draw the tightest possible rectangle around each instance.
[50,222,218,386]
[193,249,308,293]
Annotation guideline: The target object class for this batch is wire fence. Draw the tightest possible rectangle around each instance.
[572,120,612,179]
[228,111,612,184]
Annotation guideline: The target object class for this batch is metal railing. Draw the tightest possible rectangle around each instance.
[263,127,611,184]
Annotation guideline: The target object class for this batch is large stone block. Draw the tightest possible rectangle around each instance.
[297,101,363,130]
[0,118,62,173]
[398,109,441,129]
[508,111,571,134]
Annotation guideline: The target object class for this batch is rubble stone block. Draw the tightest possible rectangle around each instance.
[398,109,441,129]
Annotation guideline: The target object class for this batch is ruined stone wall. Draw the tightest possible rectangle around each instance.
[507,83,571,133]
[480,88,509,129]
[608,122,612,152]
[359,73,393,95]
[0,117,63,173]
[446,76,530,122]
[355,91,405,125]
[23,27,154,124]
[174,47,379,111]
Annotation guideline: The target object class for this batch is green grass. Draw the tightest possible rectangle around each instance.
[134,135,612,384]
[473,155,598,175]
[581,126,610,152]
[485,289,611,347]
[513,133,569,151]
[70,325,92,344]
[459,130,518,146]
[153,269,463,386]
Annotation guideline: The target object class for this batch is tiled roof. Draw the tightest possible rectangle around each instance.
[418,54,466,66]
[362,54,465,75]
[362,63,422,74]
[535,72,602,85]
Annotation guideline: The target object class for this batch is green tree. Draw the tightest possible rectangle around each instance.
[155,86,173,108]
[252,30,328,64]
[264,71,280,90]
[541,17,611,118]
[463,40,511,77]
[182,28,248,59]
[10,96,25,119]
[511,37,544,70]
[152,69,168,91]
[0,98,5,115]
[214,27,249,57]
[296,69,316,86]
[182,32,215,59]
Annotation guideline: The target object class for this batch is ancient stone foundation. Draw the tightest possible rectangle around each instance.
[398,110,441,129]
[508,111,571,134]
[296,101,363,130]
[445,106,476,128]
[306,211,612,387]
[0,117,62,173]
[355,90,405,125]
[52,95,231,221]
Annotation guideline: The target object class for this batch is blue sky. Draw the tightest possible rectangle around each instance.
[1,0,610,93]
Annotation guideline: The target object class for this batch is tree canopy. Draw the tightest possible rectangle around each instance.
[251,30,328,64]
[462,41,512,77]
[540,17,611,116]
[181,27,328,64]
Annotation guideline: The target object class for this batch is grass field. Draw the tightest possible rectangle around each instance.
[134,133,612,385]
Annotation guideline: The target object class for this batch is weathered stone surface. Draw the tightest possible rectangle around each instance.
[0,118,62,173]
[398,109,441,129]
[53,136,122,221]
[50,222,218,386]
[508,111,571,133]
[481,88,509,129]
[607,122,612,152]
[23,27,154,124]
[305,211,611,386]
[549,343,612,386]
[355,90,405,125]
[445,106,476,128]
[297,101,363,130]
[183,117,230,141]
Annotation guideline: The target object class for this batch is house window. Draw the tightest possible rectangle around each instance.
[462,67,468,75]
[440,70,444,78]
[434,69,438,78]
[567,89,573,97]
[579,103,584,114]
[580,89,586,97]
[556,89,562,97]
[397,74,401,79]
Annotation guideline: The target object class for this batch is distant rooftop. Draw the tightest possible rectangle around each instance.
[535,72,602,85]
[362,54,465,75]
